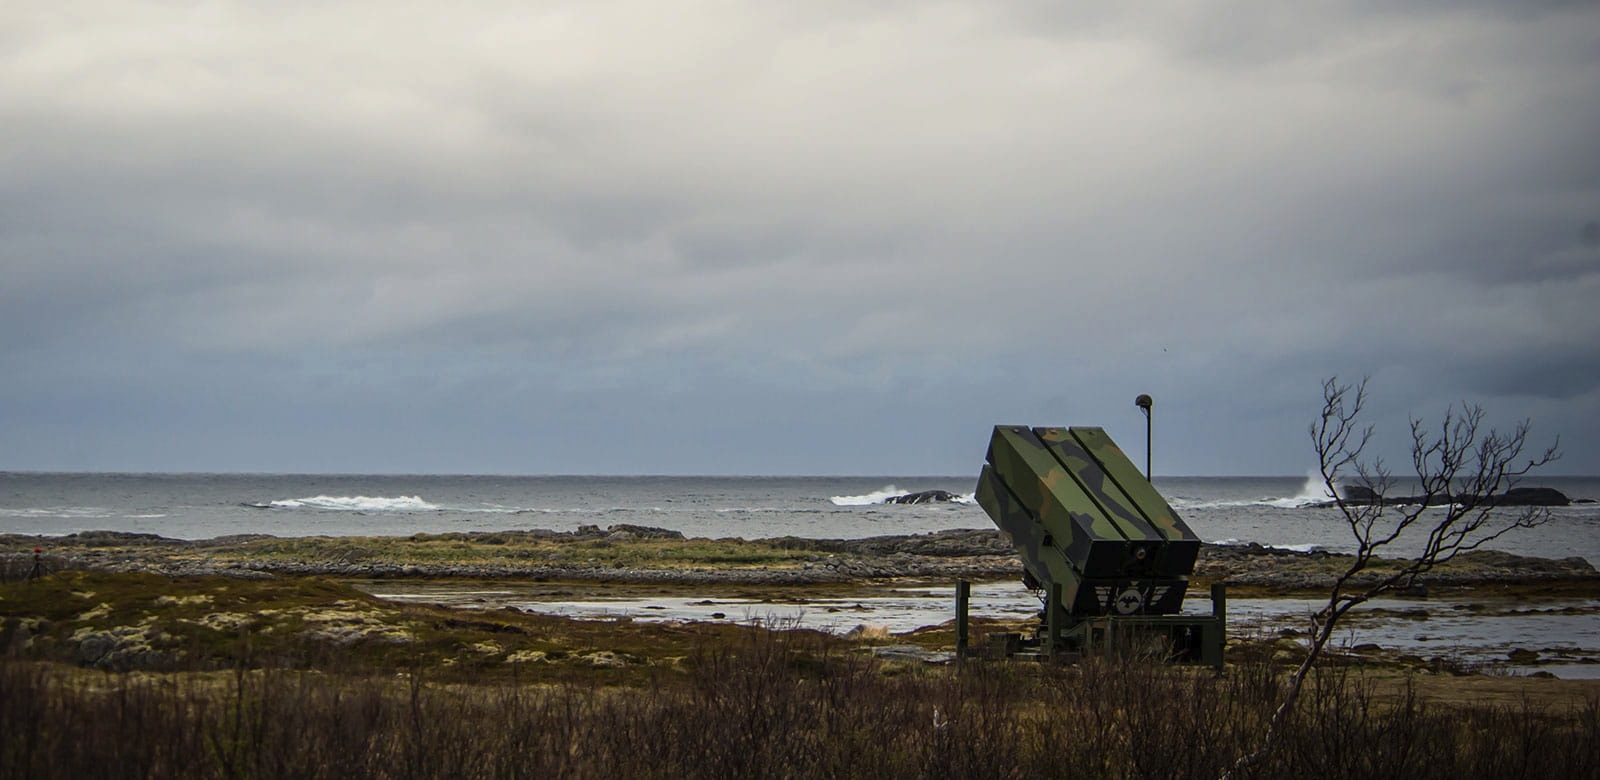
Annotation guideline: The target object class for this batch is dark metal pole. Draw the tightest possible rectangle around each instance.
[1210,582,1228,669]
[1135,394,1153,479]
[954,580,971,661]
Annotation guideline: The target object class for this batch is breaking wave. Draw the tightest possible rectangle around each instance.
[264,495,440,512]
[831,486,907,506]
[1263,473,1336,509]
[829,486,976,506]
[1168,473,1334,510]
[1213,539,1325,553]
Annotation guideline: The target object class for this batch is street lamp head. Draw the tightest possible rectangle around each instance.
[1134,394,1154,477]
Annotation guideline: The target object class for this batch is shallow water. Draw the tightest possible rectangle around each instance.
[359,580,1600,679]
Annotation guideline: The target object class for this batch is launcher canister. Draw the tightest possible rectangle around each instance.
[976,425,1201,617]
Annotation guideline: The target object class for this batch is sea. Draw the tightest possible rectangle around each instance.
[5,472,1599,677]
[3,473,1597,566]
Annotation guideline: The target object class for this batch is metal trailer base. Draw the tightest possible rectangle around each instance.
[966,583,1227,668]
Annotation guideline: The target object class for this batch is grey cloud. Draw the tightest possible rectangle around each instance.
[3,1,1598,473]
[1582,221,1600,248]
[995,1,1595,70]
[1447,348,1600,402]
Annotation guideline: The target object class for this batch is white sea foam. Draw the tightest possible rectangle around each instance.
[0,507,115,519]
[830,486,905,506]
[1169,472,1335,510]
[1213,538,1325,553]
[716,507,829,514]
[829,486,977,506]
[1262,473,1337,508]
[269,495,439,512]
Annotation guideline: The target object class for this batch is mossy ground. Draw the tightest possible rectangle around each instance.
[6,569,1597,709]
[0,571,867,685]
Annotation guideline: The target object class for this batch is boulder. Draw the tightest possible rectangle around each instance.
[1497,487,1571,506]
[884,490,958,504]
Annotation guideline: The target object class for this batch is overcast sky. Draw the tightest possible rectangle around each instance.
[3,1,1597,476]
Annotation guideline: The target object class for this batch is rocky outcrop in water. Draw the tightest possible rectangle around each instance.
[1338,485,1571,507]
[883,490,960,504]
[1193,542,1597,591]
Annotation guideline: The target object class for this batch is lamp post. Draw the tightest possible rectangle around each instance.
[1134,394,1153,479]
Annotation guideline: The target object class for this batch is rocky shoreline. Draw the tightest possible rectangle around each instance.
[4,527,1597,594]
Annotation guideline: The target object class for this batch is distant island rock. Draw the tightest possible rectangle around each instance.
[883,490,959,504]
[1338,485,1571,507]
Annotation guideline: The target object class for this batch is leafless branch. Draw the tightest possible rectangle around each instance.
[1225,378,1560,779]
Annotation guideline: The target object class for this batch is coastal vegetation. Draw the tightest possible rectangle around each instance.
[1,588,1596,778]
[1,567,1598,778]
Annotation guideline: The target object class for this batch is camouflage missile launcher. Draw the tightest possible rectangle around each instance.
[976,425,1224,665]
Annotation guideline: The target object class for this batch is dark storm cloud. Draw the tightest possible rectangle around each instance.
[2,0,1598,473]
[1453,349,1600,402]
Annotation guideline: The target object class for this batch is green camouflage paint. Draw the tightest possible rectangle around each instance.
[976,465,1083,606]
[976,424,1223,662]
[1068,426,1201,573]
[978,424,1198,618]
[986,426,1135,577]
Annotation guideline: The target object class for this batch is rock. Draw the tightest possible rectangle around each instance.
[1337,485,1569,507]
[869,645,956,664]
[844,624,890,640]
[606,525,685,540]
[883,490,959,504]
[5,620,34,653]
[76,632,118,665]
[1508,648,1540,663]
[65,531,175,545]
[772,529,1013,558]
[73,628,167,670]
[1498,487,1571,506]
[583,651,627,667]
[1394,583,1429,598]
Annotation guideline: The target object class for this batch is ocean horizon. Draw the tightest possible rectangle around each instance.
[4,472,1597,566]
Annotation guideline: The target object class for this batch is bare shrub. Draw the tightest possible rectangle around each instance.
[1226,377,1560,779]
[2,621,1596,778]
